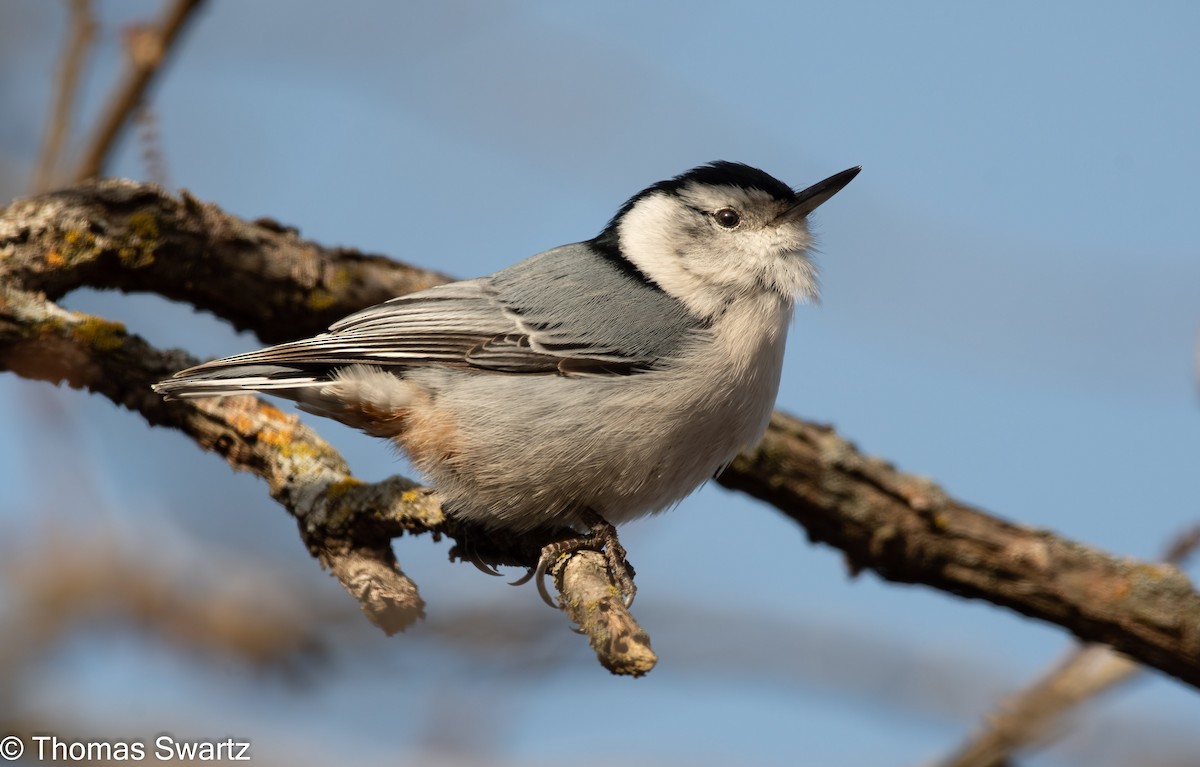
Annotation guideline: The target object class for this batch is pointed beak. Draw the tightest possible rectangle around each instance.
[786,166,861,218]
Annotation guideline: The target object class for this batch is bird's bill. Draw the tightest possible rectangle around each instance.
[787,166,861,218]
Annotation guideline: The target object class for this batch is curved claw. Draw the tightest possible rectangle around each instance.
[510,561,561,609]
[470,557,503,577]
[460,540,502,577]
[533,553,558,609]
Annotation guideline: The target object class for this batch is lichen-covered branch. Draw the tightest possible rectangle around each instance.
[0,281,426,633]
[2,180,1198,686]
[554,551,656,677]
[2,179,447,341]
[0,272,655,673]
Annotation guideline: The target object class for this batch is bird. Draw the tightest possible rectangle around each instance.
[153,161,859,607]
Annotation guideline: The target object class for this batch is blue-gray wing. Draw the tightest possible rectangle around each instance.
[178,243,705,378]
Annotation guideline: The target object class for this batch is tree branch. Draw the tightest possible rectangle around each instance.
[2,180,1197,685]
[718,420,1200,688]
[3,179,447,339]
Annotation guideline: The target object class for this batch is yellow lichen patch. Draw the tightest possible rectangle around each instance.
[129,210,160,239]
[326,477,364,500]
[326,266,352,291]
[59,228,99,264]
[306,288,337,311]
[46,249,65,267]
[117,210,160,268]
[277,438,327,462]
[397,488,445,526]
[324,479,366,525]
[400,489,427,505]
[71,316,127,352]
[307,266,355,311]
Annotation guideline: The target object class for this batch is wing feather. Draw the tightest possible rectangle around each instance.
[170,276,661,381]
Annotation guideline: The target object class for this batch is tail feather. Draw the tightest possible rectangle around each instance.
[152,363,330,400]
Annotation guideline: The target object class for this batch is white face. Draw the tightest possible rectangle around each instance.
[616,182,819,318]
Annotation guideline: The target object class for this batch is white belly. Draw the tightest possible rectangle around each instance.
[406,293,793,532]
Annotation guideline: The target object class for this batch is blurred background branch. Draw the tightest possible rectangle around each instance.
[935,524,1200,767]
[30,0,95,194]
[72,0,204,184]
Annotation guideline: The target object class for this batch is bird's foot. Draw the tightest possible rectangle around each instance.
[510,511,637,609]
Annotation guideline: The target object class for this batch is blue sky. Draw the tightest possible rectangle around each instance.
[2,2,1199,765]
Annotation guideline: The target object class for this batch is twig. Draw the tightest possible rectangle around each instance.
[555,551,656,676]
[936,523,1200,767]
[73,0,206,182]
[134,104,170,186]
[1,526,329,672]
[31,0,96,193]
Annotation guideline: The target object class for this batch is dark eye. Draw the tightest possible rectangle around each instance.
[714,208,741,228]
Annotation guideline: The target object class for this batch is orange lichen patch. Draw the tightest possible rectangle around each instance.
[227,411,257,435]
[256,425,294,448]
[58,228,99,265]
[257,401,293,423]
[63,228,90,246]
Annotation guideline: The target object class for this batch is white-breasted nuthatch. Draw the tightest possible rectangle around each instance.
[154,161,859,606]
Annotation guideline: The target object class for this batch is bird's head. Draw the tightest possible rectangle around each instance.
[595,161,859,318]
